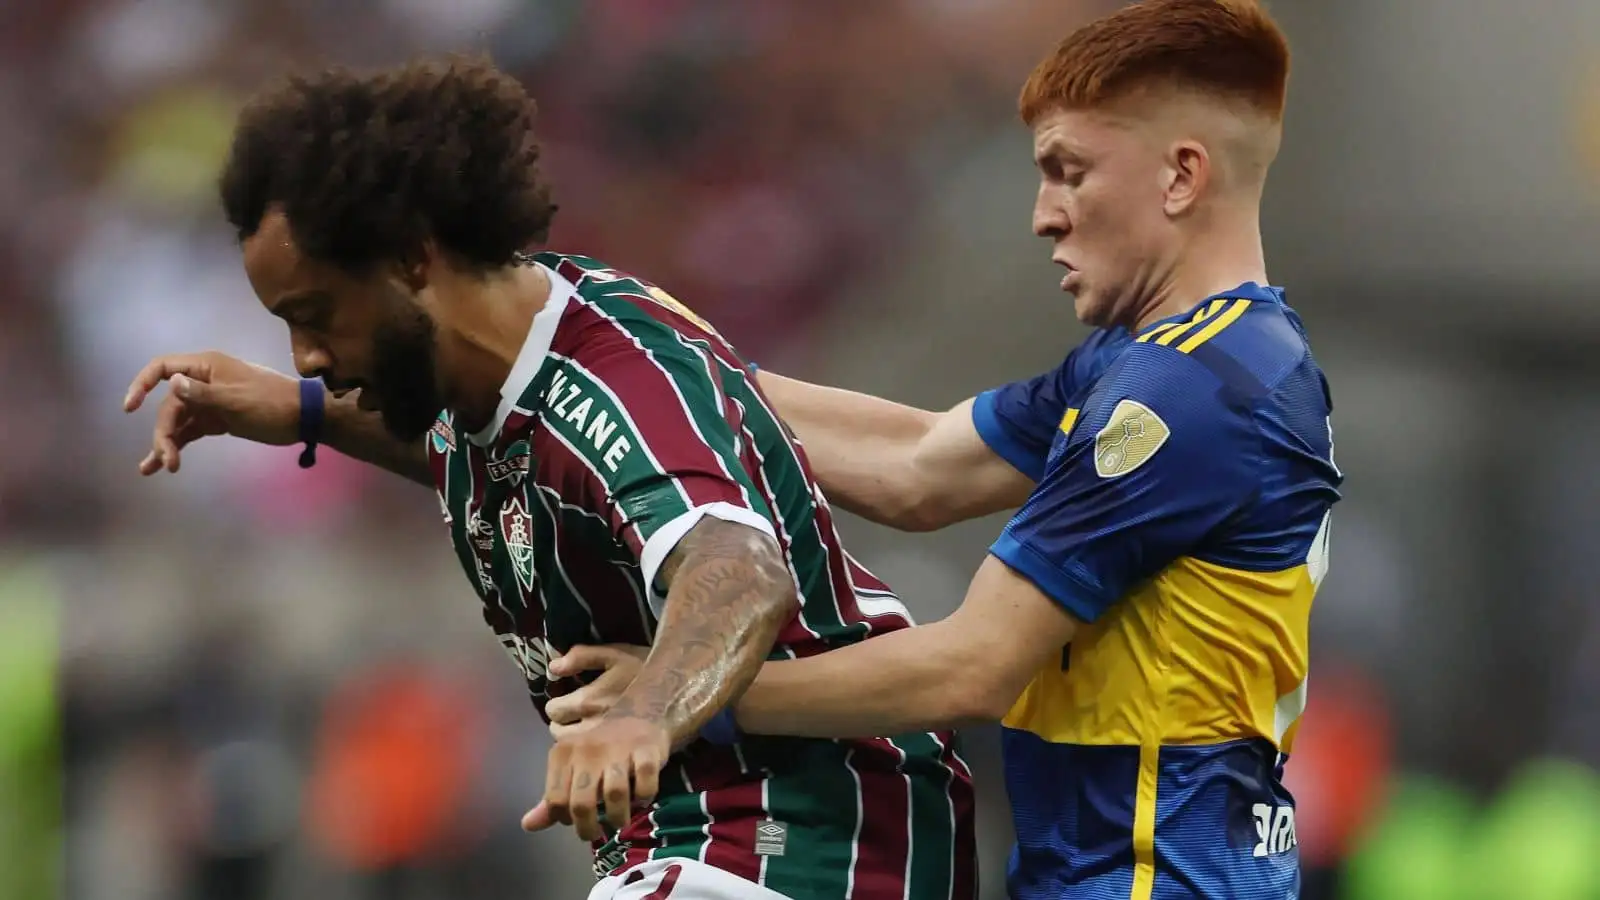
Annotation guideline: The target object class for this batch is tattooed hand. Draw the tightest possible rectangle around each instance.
[523,715,670,842]
[523,516,795,840]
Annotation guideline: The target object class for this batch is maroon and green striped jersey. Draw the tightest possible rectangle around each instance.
[424,253,976,900]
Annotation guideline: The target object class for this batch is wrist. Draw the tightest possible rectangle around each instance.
[698,707,743,746]
[296,379,325,468]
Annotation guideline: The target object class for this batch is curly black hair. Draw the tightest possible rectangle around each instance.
[219,55,557,272]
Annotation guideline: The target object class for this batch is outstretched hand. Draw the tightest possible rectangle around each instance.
[124,351,304,474]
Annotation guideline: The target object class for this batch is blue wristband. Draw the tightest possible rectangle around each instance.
[746,360,759,375]
[698,708,742,746]
[297,379,325,469]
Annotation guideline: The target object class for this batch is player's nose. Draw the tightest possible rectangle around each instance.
[291,335,333,381]
[1032,189,1069,238]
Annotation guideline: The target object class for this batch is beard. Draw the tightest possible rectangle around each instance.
[369,303,447,442]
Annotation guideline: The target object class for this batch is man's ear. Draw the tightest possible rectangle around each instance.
[1163,140,1210,217]
[396,240,435,292]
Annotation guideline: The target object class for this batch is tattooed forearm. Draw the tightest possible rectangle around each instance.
[608,517,796,746]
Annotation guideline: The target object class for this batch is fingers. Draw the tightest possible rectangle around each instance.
[630,745,662,810]
[142,390,218,475]
[124,355,211,413]
[533,720,667,843]
[548,644,640,679]
[546,681,619,726]
[570,767,603,842]
[152,393,189,474]
[601,762,633,838]
[539,746,575,833]
[521,800,557,832]
[548,719,598,741]
[544,691,587,726]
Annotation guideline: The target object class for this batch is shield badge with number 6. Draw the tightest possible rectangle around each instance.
[499,493,537,594]
[1094,399,1170,478]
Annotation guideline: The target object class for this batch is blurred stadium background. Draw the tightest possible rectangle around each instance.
[3,0,1600,898]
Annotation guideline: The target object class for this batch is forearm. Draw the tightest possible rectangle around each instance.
[323,394,432,487]
[755,371,938,529]
[732,620,995,739]
[610,520,796,748]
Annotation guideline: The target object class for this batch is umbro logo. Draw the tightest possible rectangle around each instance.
[754,820,788,857]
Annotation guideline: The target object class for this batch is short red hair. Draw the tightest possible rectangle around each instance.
[1019,0,1290,124]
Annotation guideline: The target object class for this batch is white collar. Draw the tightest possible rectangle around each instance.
[465,264,574,447]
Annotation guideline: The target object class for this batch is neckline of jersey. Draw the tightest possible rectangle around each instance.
[1133,281,1283,339]
[464,263,577,448]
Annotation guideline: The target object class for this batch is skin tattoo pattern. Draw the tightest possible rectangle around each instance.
[617,518,794,742]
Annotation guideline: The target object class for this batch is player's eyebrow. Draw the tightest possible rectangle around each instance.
[1035,142,1090,170]
[268,289,331,317]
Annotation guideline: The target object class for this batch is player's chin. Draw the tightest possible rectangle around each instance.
[379,395,446,442]
[1071,289,1111,328]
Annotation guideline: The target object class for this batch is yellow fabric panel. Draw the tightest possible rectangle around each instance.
[1002,556,1314,752]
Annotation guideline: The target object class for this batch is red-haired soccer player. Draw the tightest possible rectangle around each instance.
[550,2,1342,897]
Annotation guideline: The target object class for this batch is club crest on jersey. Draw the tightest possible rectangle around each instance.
[486,439,531,483]
[500,493,537,594]
[1094,399,1170,478]
[429,417,456,455]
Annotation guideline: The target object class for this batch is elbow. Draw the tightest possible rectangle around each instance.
[947,677,1020,727]
[875,469,957,532]
[890,494,957,533]
[747,538,800,629]
[929,632,1021,726]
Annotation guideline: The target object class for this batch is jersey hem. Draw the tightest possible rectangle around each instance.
[640,502,778,615]
[989,533,1107,623]
[971,390,1044,482]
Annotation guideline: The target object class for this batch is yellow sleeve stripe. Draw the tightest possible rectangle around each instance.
[1175,298,1253,353]
[1135,322,1181,343]
[1058,407,1080,436]
[1150,298,1229,347]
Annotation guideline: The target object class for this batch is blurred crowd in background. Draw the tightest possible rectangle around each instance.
[4,0,1600,898]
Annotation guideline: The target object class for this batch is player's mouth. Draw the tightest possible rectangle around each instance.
[1055,259,1080,291]
[328,380,380,411]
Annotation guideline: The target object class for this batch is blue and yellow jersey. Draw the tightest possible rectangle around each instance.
[971,283,1341,900]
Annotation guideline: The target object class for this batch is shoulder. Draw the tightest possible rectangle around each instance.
[1107,296,1314,404]
[1068,294,1333,485]
[1031,326,1133,398]
[1066,347,1258,484]
[1069,301,1293,466]
[1071,326,1134,377]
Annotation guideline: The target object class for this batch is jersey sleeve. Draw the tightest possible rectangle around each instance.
[988,345,1260,623]
[541,338,776,605]
[970,369,1070,483]
[969,330,1124,482]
